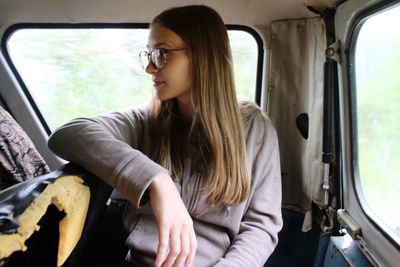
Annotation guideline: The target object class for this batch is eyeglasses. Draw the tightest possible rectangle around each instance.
[139,48,188,70]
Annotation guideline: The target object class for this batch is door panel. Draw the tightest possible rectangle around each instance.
[335,0,400,266]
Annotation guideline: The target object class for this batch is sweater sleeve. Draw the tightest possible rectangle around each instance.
[47,107,168,208]
[214,112,283,267]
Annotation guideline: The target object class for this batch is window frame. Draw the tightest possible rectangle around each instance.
[347,0,400,247]
[1,23,263,135]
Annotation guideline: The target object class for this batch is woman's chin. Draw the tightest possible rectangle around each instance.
[155,92,172,102]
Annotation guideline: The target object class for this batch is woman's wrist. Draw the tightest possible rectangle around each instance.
[149,172,170,193]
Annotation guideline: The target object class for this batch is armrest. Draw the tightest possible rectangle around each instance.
[0,163,113,267]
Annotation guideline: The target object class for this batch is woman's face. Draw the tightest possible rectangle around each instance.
[146,23,192,105]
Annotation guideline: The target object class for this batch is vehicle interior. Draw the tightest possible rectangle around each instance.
[0,0,399,266]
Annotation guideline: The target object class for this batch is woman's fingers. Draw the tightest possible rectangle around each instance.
[155,224,169,267]
[185,229,197,267]
[161,225,196,267]
[161,228,180,267]
[172,230,190,267]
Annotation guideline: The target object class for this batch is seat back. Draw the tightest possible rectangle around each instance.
[0,106,50,190]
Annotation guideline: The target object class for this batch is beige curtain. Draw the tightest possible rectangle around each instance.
[267,17,326,230]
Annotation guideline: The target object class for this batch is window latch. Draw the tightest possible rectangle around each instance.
[337,209,362,240]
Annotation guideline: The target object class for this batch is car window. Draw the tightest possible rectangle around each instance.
[6,27,259,131]
[355,4,400,240]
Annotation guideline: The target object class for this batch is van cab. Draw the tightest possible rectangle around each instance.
[0,0,399,266]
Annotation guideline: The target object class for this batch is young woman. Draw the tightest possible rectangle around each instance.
[48,5,282,267]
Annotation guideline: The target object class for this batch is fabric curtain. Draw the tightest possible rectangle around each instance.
[267,17,326,230]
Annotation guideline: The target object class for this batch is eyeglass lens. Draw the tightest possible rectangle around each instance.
[139,49,166,70]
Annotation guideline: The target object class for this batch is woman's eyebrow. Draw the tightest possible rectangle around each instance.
[147,42,170,49]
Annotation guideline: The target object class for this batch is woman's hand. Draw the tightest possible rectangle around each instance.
[149,172,197,267]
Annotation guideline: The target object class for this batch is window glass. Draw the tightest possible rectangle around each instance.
[228,30,258,100]
[7,27,258,130]
[355,5,400,238]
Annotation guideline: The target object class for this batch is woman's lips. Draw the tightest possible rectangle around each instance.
[152,80,165,87]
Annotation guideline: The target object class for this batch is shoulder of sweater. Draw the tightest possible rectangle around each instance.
[110,103,150,120]
[239,100,269,124]
[239,101,278,143]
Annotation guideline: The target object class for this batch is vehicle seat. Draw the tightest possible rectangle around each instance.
[0,163,117,267]
[0,106,125,266]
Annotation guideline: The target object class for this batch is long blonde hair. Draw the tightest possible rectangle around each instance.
[149,5,249,205]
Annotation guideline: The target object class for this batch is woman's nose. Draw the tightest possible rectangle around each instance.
[145,61,158,74]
